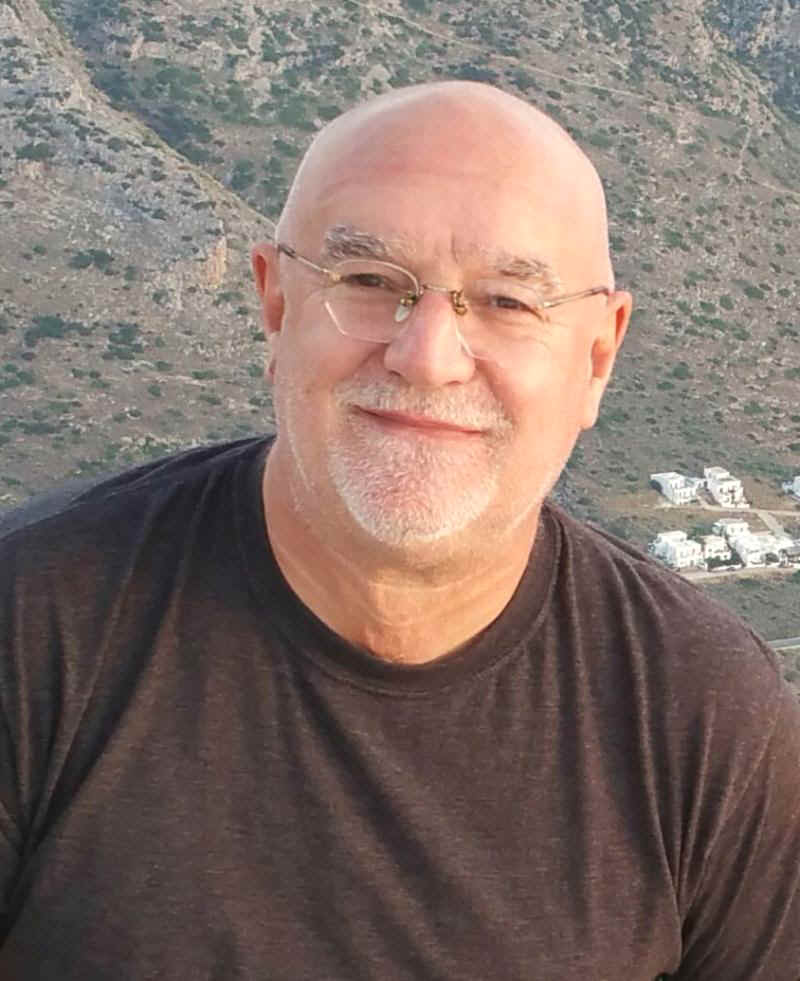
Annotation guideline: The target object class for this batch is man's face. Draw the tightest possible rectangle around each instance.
[258,101,628,557]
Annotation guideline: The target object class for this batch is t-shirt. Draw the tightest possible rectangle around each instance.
[0,437,798,980]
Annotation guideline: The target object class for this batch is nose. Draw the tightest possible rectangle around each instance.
[382,290,477,389]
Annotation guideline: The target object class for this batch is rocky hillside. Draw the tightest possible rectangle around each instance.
[1,0,799,537]
[1,0,272,498]
[710,0,800,118]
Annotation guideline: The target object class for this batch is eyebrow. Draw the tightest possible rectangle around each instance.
[323,225,395,261]
[489,251,562,294]
[322,224,562,294]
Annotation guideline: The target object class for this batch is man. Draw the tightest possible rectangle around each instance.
[0,82,798,979]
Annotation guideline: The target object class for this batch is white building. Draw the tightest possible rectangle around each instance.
[650,471,701,505]
[752,531,795,560]
[651,531,704,570]
[704,466,749,508]
[728,531,764,567]
[783,475,800,500]
[713,518,750,540]
[700,535,732,563]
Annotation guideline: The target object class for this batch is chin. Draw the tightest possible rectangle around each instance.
[331,465,499,550]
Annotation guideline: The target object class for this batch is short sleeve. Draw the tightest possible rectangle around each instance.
[0,539,25,928]
[676,682,800,979]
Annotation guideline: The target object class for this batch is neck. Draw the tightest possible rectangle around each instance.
[261,452,539,665]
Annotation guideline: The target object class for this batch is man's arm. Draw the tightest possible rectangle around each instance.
[0,513,67,940]
[0,544,26,938]
[676,681,800,979]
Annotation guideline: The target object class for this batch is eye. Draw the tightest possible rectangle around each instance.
[487,292,545,319]
[491,294,530,310]
[342,272,393,289]
[333,260,416,294]
[473,279,548,319]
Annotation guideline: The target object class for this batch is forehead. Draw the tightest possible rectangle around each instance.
[288,95,608,282]
[302,172,578,287]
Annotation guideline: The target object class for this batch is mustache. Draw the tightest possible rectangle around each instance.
[333,381,512,431]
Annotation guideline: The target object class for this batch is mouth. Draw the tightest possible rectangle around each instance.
[353,407,485,436]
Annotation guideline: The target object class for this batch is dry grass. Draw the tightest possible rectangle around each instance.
[700,574,800,642]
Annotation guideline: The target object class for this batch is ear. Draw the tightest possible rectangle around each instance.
[580,289,632,430]
[251,243,284,380]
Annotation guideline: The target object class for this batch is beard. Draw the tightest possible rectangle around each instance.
[274,367,573,555]
[325,379,515,548]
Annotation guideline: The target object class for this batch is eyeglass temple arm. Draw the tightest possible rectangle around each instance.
[542,286,610,310]
[277,243,344,283]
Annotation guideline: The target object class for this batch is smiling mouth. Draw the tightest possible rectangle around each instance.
[354,407,485,435]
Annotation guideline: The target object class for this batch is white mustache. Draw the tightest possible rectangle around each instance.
[333,381,511,432]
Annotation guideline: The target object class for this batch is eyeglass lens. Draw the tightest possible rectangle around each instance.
[323,259,560,360]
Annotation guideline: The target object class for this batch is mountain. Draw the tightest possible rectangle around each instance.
[711,0,800,118]
[1,0,271,495]
[1,0,799,637]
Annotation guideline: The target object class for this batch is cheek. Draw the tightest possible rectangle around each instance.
[483,351,590,428]
[273,322,381,422]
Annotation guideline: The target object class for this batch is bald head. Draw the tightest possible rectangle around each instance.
[276,81,612,284]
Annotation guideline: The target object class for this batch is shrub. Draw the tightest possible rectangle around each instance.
[142,17,166,41]
[16,142,55,161]
[24,315,87,346]
[69,252,93,270]
[663,229,687,250]
[69,249,114,272]
[672,362,691,380]
[587,130,613,149]
[230,160,255,191]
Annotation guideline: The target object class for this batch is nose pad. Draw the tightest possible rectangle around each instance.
[451,290,468,316]
[394,299,413,324]
[392,292,492,364]
[392,292,473,361]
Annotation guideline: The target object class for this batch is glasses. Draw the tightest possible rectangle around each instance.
[277,243,609,362]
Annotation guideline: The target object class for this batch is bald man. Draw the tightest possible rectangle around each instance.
[1,82,799,979]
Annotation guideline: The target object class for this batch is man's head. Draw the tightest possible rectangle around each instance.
[253,81,631,560]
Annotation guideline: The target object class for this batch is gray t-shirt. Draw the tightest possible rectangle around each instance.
[1,438,798,979]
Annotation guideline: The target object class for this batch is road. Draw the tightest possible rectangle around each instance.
[755,509,788,536]
[682,564,798,583]
[656,502,800,519]
[772,637,800,651]
[691,502,795,535]
[655,495,799,542]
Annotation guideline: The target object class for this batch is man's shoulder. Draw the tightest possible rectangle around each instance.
[547,500,672,571]
[1,437,268,541]
[545,501,788,694]
[549,499,742,614]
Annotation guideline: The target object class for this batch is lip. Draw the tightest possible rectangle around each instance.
[354,407,484,435]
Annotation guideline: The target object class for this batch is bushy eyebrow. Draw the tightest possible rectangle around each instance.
[323,225,394,261]
[484,251,562,294]
[322,224,562,294]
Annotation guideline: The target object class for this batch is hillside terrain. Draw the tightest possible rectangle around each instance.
[1,0,798,641]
